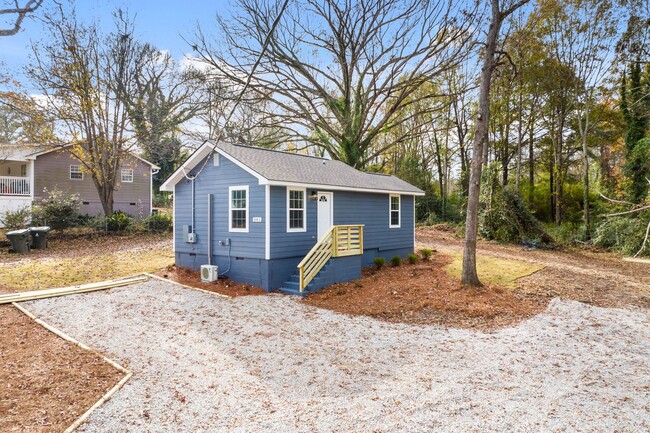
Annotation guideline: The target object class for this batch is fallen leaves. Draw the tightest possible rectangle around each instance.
[0,305,124,432]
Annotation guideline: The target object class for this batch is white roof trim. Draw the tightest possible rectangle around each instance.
[28,144,161,170]
[160,141,267,192]
[260,179,425,196]
[160,140,424,196]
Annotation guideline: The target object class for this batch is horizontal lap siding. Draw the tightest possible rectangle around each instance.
[269,186,318,259]
[34,151,152,218]
[334,191,414,252]
[174,156,265,262]
[269,187,415,263]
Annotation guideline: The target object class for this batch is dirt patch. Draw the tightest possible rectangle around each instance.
[0,230,171,264]
[0,232,173,292]
[154,265,267,297]
[304,253,545,330]
[416,226,650,310]
[0,305,124,433]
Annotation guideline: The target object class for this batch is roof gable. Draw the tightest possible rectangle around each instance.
[160,140,424,196]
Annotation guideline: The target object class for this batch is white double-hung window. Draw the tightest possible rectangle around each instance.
[229,186,249,232]
[287,187,306,232]
[389,194,400,228]
[121,168,134,183]
[69,165,83,180]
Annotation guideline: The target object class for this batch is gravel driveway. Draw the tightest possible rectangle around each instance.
[21,279,650,432]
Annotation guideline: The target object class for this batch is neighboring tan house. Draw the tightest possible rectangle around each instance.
[0,146,159,227]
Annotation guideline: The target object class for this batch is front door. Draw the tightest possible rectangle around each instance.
[317,191,333,240]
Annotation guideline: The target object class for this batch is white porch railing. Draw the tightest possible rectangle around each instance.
[0,176,30,196]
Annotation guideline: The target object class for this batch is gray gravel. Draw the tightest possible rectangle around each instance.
[21,279,650,432]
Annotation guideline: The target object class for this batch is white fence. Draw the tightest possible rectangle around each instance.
[0,176,30,196]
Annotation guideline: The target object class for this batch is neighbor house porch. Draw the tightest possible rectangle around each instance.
[0,159,35,228]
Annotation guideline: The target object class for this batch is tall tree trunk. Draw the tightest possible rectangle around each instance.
[528,122,534,206]
[462,0,531,286]
[516,90,523,192]
[580,111,591,239]
[554,117,564,225]
[549,157,555,219]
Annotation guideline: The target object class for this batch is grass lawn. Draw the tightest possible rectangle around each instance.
[0,232,173,292]
[444,252,544,288]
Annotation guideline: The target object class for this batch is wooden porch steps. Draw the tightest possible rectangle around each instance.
[279,263,332,297]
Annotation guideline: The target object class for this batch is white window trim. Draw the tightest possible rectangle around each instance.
[389,194,401,228]
[286,187,307,233]
[229,185,249,233]
[121,168,134,183]
[69,165,83,180]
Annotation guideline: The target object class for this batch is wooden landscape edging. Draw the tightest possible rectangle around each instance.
[10,302,133,433]
[623,257,650,264]
[142,272,232,298]
[0,276,147,305]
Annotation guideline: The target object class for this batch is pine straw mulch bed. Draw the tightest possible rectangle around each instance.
[154,265,267,297]
[0,304,125,433]
[303,253,547,331]
[416,226,650,310]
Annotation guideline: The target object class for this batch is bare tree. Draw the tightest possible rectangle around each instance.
[462,0,531,287]
[0,0,43,36]
[192,0,478,168]
[27,8,143,216]
[539,0,619,239]
[117,49,202,190]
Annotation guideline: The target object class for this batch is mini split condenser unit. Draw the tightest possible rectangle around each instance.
[200,265,218,282]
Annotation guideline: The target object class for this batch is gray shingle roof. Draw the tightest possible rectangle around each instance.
[216,141,423,195]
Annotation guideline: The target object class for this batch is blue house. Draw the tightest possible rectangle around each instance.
[160,141,424,295]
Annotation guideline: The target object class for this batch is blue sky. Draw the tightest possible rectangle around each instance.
[1,0,230,87]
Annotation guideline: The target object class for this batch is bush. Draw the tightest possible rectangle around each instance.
[593,215,650,256]
[406,253,419,264]
[479,164,554,246]
[0,206,31,230]
[32,188,81,230]
[153,192,173,208]
[145,213,172,233]
[420,248,433,260]
[106,211,132,231]
[390,255,402,266]
[373,257,386,269]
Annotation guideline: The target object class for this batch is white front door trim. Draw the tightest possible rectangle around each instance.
[317,191,333,240]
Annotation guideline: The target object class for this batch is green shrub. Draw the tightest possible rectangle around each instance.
[153,192,173,208]
[390,255,402,266]
[373,257,386,269]
[106,211,132,231]
[145,213,172,233]
[0,206,31,230]
[83,215,109,231]
[478,164,553,246]
[32,188,81,230]
[593,215,650,256]
[420,248,433,260]
[406,253,419,264]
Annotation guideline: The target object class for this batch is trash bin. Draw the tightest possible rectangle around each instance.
[29,226,51,249]
[6,229,31,254]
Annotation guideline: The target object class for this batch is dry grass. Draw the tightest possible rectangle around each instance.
[0,233,173,292]
[444,252,544,288]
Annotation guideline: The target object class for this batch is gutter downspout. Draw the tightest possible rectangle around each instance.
[191,178,195,236]
[207,193,212,266]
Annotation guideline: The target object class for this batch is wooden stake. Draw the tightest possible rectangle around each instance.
[0,276,147,305]
[142,273,231,299]
[11,303,133,433]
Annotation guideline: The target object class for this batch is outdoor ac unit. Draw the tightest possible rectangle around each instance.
[201,265,218,282]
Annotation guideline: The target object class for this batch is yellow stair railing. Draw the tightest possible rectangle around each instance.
[297,225,364,292]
